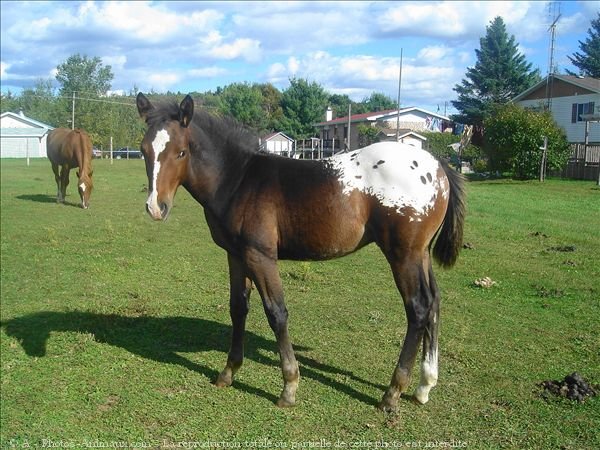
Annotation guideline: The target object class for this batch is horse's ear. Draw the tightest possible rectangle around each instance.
[136,93,154,122]
[179,95,194,128]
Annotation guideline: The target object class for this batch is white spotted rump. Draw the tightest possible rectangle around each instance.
[326,142,448,217]
[147,128,170,217]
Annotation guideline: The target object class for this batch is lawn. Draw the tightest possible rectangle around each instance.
[1,158,599,449]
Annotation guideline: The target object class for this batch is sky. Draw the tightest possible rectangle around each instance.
[1,1,598,115]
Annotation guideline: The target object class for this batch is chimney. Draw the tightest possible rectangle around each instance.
[326,106,333,122]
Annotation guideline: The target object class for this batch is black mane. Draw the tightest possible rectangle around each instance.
[146,99,259,155]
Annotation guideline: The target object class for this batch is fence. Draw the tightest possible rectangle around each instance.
[562,143,600,181]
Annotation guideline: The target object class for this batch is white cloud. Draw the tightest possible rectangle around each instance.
[147,72,181,91]
[265,49,463,110]
[0,61,10,79]
[287,57,300,75]
[188,67,228,78]
[208,38,262,62]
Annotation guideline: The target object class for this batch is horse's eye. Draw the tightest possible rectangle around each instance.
[177,150,186,159]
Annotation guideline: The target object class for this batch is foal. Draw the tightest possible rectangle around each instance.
[136,93,465,409]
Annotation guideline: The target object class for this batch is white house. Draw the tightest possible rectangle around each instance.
[376,129,428,150]
[0,111,54,158]
[512,74,600,143]
[259,131,295,156]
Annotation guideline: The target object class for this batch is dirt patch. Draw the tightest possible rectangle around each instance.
[530,231,549,238]
[547,245,576,252]
[539,372,597,403]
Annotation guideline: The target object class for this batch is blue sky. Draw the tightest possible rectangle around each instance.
[1,1,598,115]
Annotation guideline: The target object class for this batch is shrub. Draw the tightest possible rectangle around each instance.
[484,104,570,179]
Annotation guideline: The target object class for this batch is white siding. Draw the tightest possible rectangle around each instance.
[398,136,423,149]
[380,110,444,132]
[518,93,600,143]
[0,136,46,158]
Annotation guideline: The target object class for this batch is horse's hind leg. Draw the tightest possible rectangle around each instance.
[51,163,63,203]
[379,253,433,411]
[414,262,440,404]
[59,165,70,203]
[216,254,252,387]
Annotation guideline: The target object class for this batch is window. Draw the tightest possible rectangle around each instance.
[571,102,595,123]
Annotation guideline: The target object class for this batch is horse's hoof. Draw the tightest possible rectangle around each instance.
[215,372,232,388]
[377,401,398,413]
[276,397,296,408]
[413,388,429,405]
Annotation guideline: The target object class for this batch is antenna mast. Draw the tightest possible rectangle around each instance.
[395,48,403,141]
[545,2,561,111]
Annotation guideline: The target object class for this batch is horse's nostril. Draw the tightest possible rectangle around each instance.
[159,202,168,217]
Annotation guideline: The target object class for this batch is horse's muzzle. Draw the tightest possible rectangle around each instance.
[146,200,170,221]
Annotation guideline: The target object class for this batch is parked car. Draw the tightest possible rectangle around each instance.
[113,147,143,159]
[92,147,103,159]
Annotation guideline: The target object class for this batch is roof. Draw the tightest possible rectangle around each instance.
[316,109,398,126]
[377,128,428,141]
[315,107,450,127]
[0,128,51,138]
[261,131,294,142]
[512,74,600,102]
[0,111,55,130]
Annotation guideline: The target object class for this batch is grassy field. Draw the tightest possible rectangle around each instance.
[1,158,599,449]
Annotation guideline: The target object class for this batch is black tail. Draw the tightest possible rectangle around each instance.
[432,160,466,268]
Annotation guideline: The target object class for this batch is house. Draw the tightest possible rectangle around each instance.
[0,111,55,158]
[512,74,600,143]
[314,107,451,152]
[376,129,428,150]
[259,131,295,156]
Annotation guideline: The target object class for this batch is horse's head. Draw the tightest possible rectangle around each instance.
[136,93,194,221]
[76,169,93,209]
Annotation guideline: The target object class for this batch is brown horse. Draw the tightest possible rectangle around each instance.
[47,128,94,208]
[136,93,465,410]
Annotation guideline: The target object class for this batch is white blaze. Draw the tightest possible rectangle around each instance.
[147,128,170,215]
[79,182,86,193]
[326,142,448,217]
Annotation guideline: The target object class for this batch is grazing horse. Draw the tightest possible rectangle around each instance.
[47,128,94,208]
[135,93,465,410]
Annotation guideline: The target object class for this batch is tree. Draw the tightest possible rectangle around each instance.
[567,12,600,77]
[218,83,267,132]
[362,92,397,112]
[17,79,59,126]
[0,91,20,114]
[257,83,284,132]
[357,124,380,147]
[54,54,114,133]
[484,103,570,179]
[55,54,113,97]
[279,78,329,139]
[452,16,540,125]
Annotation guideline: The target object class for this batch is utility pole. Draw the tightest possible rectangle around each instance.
[347,103,351,151]
[396,48,403,141]
[71,92,76,130]
[545,3,561,111]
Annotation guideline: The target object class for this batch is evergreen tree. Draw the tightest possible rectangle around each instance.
[567,13,600,77]
[452,16,540,125]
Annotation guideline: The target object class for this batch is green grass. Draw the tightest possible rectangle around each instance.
[1,159,599,449]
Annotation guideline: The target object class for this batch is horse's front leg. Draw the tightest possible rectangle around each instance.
[216,254,252,388]
[245,248,299,407]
